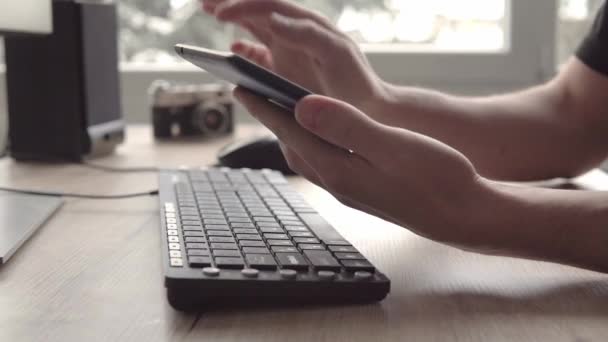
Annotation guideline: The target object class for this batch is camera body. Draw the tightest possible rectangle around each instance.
[151,82,234,138]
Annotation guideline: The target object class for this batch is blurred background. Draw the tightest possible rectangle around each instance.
[0,0,604,132]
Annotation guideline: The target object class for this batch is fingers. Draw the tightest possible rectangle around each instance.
[277,142,324,186]
[233,87,371,191]
[231,40,273,69]
[294,95,390,162]
[214,0,334,31]
[267,14,350,61]
[201,0,224,14]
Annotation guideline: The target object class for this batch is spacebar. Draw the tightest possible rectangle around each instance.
[298,213,346,244]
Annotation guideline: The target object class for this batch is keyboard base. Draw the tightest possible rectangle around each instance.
[166,274,390,311]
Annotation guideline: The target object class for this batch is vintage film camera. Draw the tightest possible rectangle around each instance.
[150,81,234,138]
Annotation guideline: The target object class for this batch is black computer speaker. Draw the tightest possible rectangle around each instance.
[4,0,124,161]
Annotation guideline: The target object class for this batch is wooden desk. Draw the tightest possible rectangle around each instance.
[1,125,607,342]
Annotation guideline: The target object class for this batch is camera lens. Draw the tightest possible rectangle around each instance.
[194,102,228,134]
[203,109,224,131]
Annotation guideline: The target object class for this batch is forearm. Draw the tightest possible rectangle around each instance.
[368,61,608,181]
[461,179,608,273]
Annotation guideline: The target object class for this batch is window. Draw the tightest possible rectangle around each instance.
[120,0,508,66]
[118,0,552,97]
[0,0,604,122]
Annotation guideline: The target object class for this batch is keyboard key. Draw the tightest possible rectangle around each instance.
[274,211,295,217]
[289,232,315,238]
[200,209,223,215]
[284,225,308,232]
[341,260,375,272]
[267,240,294,247]
[180,215,200,221]
[276,253,308,270]
[298,213,346,243]
[254,217,277,222]
[210,242,239,250]
[260,227,284,233]
[182,225,203,231]
[237,241,264,248]
[169,243,180,250]
[233,228,258,234]
[229,217,252,223]
[249,211,273,217]
[208,236,236,243]
[242,247,270,254]
[213,250,242,257]
[280,220,302,226]
[169,250,182,258]
[168,236,179,243]
[204,218,228,225]
[188,256,212,268]
[236,234,262,241]
[298,244,325,250]
[167,230,178,236]
[186,242,208,249]
[264,233,289,240]
[207,231,233,237]
[170,258,183,267]
[335,253,366,260]
[271,246,298,253]
[245,254,277,270]
[183,231,205,237]
[328,245,358,253]
[204,224,230,231]
[257,222,281,228]
[187,249,210,256]
[293,237,319,244]
[226,212,249,218]
[200,214,225,220]
[184,237,206,243]
[230,222,256,228]
[215,257,245,269]
[303,250,341,271]
[182,220,202,226]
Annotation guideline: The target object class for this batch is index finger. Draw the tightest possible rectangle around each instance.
[215,0,334,31]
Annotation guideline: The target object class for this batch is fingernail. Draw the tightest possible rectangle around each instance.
[270,13,291,26]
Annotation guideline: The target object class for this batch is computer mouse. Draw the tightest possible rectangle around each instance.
[217,136,296,175]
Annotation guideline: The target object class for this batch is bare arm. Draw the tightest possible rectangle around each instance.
[375,58,608,181]
[467,180,608,273]
[235,88,608,274]
[205,0,608,181]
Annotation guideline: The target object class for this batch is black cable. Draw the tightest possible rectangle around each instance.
[0,186,159,199]
[78,161,160,173]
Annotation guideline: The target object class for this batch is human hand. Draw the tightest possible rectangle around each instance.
[201,0,388,114]
[233,87,491,247]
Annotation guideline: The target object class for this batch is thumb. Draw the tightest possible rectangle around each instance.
[269,13,343,59]
[295,95,387,160]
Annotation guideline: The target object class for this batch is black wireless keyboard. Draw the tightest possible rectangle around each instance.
[159,168,390,310]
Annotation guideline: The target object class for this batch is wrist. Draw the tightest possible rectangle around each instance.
[434,174,505,252]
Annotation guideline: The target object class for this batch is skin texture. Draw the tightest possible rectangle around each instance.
[202,0,608,273]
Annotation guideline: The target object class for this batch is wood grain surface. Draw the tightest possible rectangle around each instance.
[0,125,607,342]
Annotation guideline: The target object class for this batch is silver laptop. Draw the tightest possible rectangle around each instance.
[0,192,63,264]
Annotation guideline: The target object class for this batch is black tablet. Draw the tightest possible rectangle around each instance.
[175,44,312,111]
